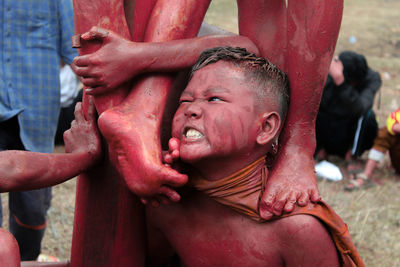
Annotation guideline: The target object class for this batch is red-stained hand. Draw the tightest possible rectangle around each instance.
[71,26,145,95]
[140,138,184,207]
[259,146,321,220]
[64,96,103,165]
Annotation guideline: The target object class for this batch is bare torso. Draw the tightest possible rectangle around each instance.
[146,188,339,267]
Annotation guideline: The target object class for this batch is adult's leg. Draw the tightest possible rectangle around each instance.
[98,0,212,198]
[266,0,343,212]
[70,0,154,265]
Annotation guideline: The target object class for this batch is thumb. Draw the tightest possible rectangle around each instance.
[81,26,109,41]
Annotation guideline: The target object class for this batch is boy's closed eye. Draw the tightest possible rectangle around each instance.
[208,96,224,102]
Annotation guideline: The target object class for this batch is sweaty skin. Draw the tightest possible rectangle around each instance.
[72,0,343,216]
[0,97,102,192]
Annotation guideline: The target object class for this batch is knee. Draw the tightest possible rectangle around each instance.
[0,229,20,266]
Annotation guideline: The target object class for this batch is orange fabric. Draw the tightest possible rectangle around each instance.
[189,159,365,267]
[189,157,267,222]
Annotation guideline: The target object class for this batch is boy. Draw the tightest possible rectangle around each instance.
[0,97,102,265]
[145,47,363,266]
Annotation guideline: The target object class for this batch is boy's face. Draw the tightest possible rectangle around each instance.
[172,61,264,164]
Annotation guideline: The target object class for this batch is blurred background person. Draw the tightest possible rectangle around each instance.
[315,51,381,172]
[345,107,400,190]
[0,0,77,260]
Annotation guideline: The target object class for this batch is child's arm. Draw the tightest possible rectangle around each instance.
[0,97,102,192]
[71,27,259,96]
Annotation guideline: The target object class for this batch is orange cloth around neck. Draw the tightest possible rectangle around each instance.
[189,157,267,222]
[189,158,365,267]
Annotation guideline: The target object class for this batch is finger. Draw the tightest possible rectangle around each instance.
[81,77,102,88]
[86,96,96,122]
[71,65,91,77]
[310,189,321,202]
[158,186,181,202]
[170,150,180,161]
[169,138,180,152]
[73,102,84,121]
[297,192,309,207]
[163,154,173,165]
[73,55,90,67]
[81,26,109,41]
[283,191,297,213]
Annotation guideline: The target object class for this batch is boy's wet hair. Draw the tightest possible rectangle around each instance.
[190,46,290,119]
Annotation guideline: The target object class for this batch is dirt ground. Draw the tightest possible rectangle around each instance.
[2,0,400,265]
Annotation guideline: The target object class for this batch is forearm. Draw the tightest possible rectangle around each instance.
[0,151,94,192]
[128,35,259,74]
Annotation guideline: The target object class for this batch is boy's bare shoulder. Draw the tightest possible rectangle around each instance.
[274,214,340,266]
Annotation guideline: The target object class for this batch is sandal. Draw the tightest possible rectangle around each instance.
[344,173,376,191]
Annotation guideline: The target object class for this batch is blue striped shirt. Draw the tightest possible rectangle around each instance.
[0,0,77,153]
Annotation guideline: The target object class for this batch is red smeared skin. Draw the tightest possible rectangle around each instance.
[237,0,343,219]
[98,0,212,201]
[146,184,340,267]
[171,61,278,180]
[72,30,258,96]
[0,229,20,267]
[148,63,339,267]
[0,98,101,193]
[70,1,149,265]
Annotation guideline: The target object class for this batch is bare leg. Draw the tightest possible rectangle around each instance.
[98,0,212,198]
[237,0,343,218]
[70,0,153,265]
[265,0,343,214]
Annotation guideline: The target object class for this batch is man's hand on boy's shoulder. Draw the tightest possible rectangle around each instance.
[64,96,103,165]
[140,138,188,207]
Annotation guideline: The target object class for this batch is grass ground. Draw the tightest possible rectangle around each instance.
[2,0,400,265]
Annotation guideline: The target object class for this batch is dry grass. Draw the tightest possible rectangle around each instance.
[2,0,400,265]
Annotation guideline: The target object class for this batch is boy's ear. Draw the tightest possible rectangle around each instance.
[256,111,281,146]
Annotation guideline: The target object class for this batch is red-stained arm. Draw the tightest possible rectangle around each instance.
[72,27,258,96]
[0,98,102,192]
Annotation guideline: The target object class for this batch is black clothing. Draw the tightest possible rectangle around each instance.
[316,58,381,157]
